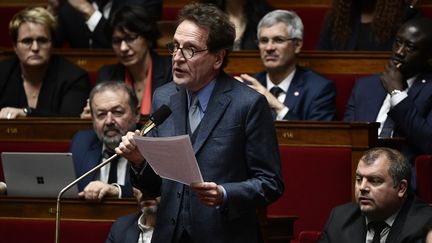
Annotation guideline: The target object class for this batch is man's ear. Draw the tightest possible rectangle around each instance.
[397,179,408,198]
[213,49,225,70]
[294,39,303,54]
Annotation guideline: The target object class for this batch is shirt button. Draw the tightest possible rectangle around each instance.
[171,218,176,225]
[177,192,181,198]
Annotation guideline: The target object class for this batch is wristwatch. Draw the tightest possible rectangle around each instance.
[23,107,32,116]
[390,89,403,96]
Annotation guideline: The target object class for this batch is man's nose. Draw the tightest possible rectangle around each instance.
[105,112,115,124]
[357,178,369,191]
[394,44,406,57]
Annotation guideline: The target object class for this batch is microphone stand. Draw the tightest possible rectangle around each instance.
[55,154,119,243]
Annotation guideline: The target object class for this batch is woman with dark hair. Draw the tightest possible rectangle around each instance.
[316,0,420,51]
[81,4,171,118]
[200,0,273,50]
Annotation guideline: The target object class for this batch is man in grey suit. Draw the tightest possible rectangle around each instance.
[319,147,432,243]
[116,3,284,243]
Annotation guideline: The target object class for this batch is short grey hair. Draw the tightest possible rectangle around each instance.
[257,9,304,40]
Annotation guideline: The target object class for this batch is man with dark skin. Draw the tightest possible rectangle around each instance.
[344,17,432,169]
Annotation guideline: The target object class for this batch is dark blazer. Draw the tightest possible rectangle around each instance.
[318,195,432,243]
[106,212,141,243]
[132,71,284,243]
[70,130,134,197]
[96,52,172,93]
[344,73,432,162]
[55,0,162,48]
[0,55,90,117]
[255,66,336,121]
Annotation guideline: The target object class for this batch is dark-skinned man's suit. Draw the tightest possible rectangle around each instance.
[344,73,432,162]
[318,194,432,243]
[132,71,284,243]
[256,66,336,121]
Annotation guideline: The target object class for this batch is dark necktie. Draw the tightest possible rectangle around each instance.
[95,0,109,9]
[103,150,118,184]
[369,221,388,243]
[379,116,394,138]
[270,86,283,98]
[188,94,201,134]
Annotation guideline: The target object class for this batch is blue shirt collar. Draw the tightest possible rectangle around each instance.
[187,79,216,113]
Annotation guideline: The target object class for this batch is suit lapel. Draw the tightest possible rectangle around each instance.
[170,87,188,136]
[408,75,429,100]
[284,68,304,112]
[124,213,141,243]
[193,73,232,154]
[78,140,102,189]
[366,79,387,121]
[345,215,367,243]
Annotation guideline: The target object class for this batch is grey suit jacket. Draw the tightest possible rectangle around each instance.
[133,71,284,243]
[318,195,432,243]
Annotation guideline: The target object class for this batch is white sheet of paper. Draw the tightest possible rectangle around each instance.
[133,135,203,185]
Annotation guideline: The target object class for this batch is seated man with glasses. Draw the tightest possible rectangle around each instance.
[235,10,336,121]
[81,5,171,118]
[0,7,91,119]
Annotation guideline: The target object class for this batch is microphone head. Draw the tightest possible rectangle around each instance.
[150,104,172,126]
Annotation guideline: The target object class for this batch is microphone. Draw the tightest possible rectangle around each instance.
[55,105,172,243]
[140,104,172,136]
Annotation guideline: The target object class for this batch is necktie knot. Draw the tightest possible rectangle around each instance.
[270,86,283,98]
[103,149,115,159]
[369,221,388,243]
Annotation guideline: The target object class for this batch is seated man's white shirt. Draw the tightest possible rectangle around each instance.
[266,69,295,120]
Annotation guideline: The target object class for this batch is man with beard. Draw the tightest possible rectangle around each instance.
[318,147,432,243]
[70,81,139,200]
[236,10,336,121]
[106,187,160,243]
[344,18,432,184]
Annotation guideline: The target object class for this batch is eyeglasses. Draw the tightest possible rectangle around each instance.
[166,42,208,59]
[393,38,417,53]
[257,36,297,45]
[112,34,140,46]
[17,37,51,48]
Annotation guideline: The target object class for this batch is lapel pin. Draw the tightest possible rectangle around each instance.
[294,91,299,96]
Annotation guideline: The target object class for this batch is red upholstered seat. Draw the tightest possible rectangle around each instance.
[325,74,363,120]
[269,147,352,238]
[289,7,328,50]
[415,154,432,203]
[0,218,112,243]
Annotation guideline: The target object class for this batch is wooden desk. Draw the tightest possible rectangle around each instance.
[0,196,138,221]
[0,118,92,142]
[275,121,379,191]
[0,49,390,75]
